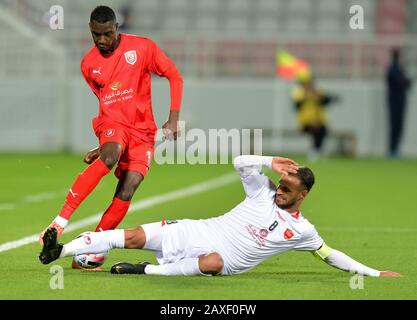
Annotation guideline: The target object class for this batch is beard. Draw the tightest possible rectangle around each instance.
[277,202,293,210]
[275,196,297,210]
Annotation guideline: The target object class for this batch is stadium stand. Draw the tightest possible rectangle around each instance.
[1,0,414,79]
[1,0,416,156]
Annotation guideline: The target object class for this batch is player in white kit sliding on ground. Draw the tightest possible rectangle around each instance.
[39,155,400,277]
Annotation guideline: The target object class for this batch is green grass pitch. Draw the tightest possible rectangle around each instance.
[0,153,416,299]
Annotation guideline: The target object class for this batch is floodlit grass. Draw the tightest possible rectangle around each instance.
[0,153,415,299]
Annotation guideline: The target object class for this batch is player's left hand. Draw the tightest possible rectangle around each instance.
[84,147,100,164]
[271,157,299,176]
[379,271,402,277]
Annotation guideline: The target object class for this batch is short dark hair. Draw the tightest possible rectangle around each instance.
[391,48,401,62]
[90,5,116,23]
[292,166,315,192]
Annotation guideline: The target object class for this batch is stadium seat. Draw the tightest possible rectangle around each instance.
[165,0,191,11]
[137,13,158,30]
[254,16,279,33]
[162,13,189,32]
[194,0,222,12]
[286,17,311,33]
[316,18,341,34]
[227,0,251,13]
[224,16,249,33]
[257,0,282,14]
[317,0,344,14]
[136,0,160,12]
[193,14,219,32]
[287,0,313,14]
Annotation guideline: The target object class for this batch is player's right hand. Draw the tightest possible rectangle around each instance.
[379,271,402,277]
[271,157,299,176]
[84,147,100,164]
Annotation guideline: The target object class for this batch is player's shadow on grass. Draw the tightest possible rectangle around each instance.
[60,267,345,286]
[240,271,346,283]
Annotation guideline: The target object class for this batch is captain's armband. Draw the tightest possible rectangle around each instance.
[312,242,333,260]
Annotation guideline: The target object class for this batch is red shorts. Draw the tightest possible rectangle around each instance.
[93,121,154,178]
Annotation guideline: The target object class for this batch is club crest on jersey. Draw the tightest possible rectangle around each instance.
[105,129,115,137]
[84,235,91,245]
[124,50,137,65]
[259,229,269,238]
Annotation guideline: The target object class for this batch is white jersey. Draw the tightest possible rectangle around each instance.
[160,156,324,275]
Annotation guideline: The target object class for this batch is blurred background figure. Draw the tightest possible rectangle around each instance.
[386,48,412,159]
[118,3,134,33]
[291,76,338,161]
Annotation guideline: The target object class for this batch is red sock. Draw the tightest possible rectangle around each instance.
[95,197,131,231]
[59,159,110,220]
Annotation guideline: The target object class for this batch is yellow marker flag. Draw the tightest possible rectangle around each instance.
[276,50,311,81]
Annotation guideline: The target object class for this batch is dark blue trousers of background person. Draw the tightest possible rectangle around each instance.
[387,95,407,158]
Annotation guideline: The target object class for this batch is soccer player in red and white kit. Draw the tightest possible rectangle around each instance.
[38,6,183,260]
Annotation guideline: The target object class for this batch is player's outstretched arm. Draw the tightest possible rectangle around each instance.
[233,155,298,178]
[379,271,402,277]
[233,155,298,199]
[312,243,401,277]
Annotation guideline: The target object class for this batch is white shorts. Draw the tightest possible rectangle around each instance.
[141,221,163,251]
[141,220,215,266]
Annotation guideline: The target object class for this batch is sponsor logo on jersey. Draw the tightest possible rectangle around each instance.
[105,129,115,137]
[259,229,269,238]
[109,80,122,91]
[69,188,78,198]
[84,235,92,245]
[124,50,137,65]
[161,217,178,226]
[92,66,102,75]
[284,228,294,240]
[245,225,266,247]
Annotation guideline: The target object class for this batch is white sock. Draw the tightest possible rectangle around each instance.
[60,229,125,258]
[144,258,204,276]
[54,216,68,228]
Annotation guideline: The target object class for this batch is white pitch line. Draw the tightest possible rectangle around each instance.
[0,204,17,210]
[0,172,239,253]
[0,190,67,211]
[23,191,65,204]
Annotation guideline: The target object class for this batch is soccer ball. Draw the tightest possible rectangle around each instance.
[73,252,108,269]
[72,232,108,269]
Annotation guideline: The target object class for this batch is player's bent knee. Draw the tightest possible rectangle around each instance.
[100,154,119,169]
[199,252,224,275]
[99,143,122,169]
[124,227,145,249]
[129,174,143,190]
[116,173,144,201]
